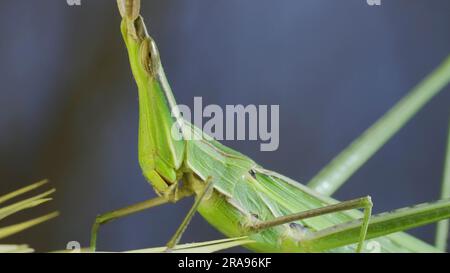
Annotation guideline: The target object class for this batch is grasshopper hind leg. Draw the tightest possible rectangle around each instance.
[245,196,373,253]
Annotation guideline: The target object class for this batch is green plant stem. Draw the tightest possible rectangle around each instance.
[308,55,450,196]
[435,117,450,251]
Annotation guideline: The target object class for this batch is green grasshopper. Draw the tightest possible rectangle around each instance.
[90,0,450,253]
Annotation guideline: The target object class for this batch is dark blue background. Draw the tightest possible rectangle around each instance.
[0,0,449,252]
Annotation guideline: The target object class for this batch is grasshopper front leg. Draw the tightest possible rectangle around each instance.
[90,184,191,252]
[165,178,214,251]
[90,178,213,252]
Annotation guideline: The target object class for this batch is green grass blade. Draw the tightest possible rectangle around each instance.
[0,181,58,253]
[0,180,49,205]
[435,118,450,250]
[0,244,34,253]
[0,212,59,240]
[126,236,253,253]
[308,55,450,196]
[0,189,55,221]
[53,236,253,253]
[302,199,450,252]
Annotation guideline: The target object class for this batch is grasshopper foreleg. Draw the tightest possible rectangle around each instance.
[164,178,214,252]
[90,183,192,252]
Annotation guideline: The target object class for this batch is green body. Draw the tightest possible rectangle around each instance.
[117,7,450,252]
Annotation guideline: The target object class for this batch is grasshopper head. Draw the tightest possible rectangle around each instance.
[119,1,161,78]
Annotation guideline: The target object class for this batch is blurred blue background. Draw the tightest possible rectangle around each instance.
[0,0,449,252]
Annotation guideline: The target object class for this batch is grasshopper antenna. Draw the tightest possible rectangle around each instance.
[117,0,141,38]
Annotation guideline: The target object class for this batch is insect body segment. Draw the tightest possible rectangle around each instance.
[120,14,186,197]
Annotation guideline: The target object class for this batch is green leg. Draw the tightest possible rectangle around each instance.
[247,196,373,253]
[435,118,450,251]
[90,196,171,251]
[165,178,214,251]
[90,182,193,252]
